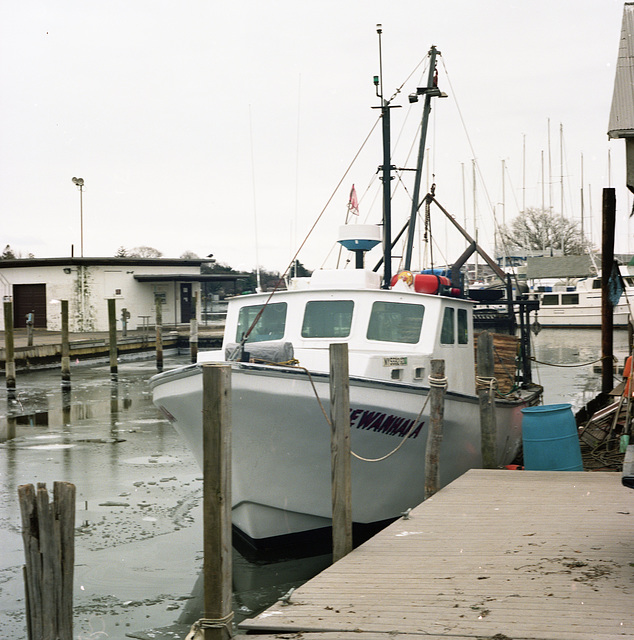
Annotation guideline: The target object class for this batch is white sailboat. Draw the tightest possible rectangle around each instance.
[151,45,543,550]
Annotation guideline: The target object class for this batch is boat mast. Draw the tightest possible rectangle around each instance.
[403,45,446,271]
[374,24,396,289]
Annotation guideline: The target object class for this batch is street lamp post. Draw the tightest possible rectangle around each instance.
[72,177,85,257]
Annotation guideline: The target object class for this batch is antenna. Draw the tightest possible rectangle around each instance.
[375,24,383,101]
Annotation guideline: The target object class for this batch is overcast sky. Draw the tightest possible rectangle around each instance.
[0,1,630,274]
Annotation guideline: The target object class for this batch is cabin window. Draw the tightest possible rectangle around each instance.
[458,308,469,344]
[541,294,559,306]
[592,279,602,289]
[561,293,579,305]
[367,301,424,344]
[236,302,287,343]
[440,307,455,344]
[301,300,354,338]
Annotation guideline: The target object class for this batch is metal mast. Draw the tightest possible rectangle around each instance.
[403,45,446,271]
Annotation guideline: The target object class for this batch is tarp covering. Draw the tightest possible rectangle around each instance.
[225,341,294,363]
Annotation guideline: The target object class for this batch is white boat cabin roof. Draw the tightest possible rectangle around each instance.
[203,269,478,395]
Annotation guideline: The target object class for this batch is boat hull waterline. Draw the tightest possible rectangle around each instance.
[152,361,539,546]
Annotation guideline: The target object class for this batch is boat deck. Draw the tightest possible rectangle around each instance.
[240,469,634,640]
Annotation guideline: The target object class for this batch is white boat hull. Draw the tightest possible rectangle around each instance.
[535,301,631,328]
[152,361,539,545]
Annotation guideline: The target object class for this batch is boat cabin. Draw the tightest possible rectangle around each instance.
[200,268,477,396]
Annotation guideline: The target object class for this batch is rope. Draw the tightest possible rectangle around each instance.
[475,375,498,393]
[297,365,442,463]
[429,374,448,389]
[529,354,615,368]
[351,372,446,463]
[351,392,430,463]
[187,611,234,638]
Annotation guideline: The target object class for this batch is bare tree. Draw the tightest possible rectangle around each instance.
[498,208,592,256]
[128,246,163,258]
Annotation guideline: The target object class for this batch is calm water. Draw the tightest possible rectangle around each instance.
[0,329,628,638]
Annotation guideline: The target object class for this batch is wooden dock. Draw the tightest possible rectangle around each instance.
[240,469,634,640]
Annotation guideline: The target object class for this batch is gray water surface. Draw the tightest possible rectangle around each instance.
[0,356,330,639]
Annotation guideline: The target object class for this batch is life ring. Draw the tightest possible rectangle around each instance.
[390,270,414,287]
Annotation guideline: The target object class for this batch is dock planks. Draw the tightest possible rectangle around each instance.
[240,469,634,640]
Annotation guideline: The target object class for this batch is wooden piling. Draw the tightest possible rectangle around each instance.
[601,187,616,394]
[201,364,233,640]
[61,300,70,388]
[155,293,163,372]
[108,298,118,379]
[4,299,16,397]
[190,292,199,363]
[329,343,352,562]
[424,359,446,499]
[26,314,34,346]
[477,330,498,469]
[18,481,76,640]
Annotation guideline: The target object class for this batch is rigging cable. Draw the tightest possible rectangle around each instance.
[234,117,382,352]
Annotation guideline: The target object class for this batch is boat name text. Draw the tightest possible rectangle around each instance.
[349,409,423,439]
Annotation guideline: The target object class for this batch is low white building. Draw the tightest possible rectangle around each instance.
[0,257,242,332]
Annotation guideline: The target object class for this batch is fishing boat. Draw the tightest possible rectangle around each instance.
[151,44,543,550]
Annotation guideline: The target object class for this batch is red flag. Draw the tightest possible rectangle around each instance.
[348,184,359,215]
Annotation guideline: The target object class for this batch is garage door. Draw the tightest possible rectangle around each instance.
[13,284,47,328]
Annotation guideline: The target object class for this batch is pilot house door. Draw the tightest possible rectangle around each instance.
[180,283,192,323]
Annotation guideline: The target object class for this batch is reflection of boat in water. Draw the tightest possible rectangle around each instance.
[150,45,543,551]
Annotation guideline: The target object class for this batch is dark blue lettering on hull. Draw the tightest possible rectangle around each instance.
[349,408,424,438]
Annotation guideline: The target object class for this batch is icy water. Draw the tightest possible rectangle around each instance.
[0,329,630,639]
[0,356,330,639]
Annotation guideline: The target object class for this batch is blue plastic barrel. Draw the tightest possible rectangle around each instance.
[521,403,583,471]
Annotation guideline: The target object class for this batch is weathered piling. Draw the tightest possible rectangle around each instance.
[329,343,352,562]
[61,300,70,388]
[4,298,16,397]
[477,330,498,469]
[155,293,163,372]
[18,481,76,640]
[200,364,233,640]
[26,311,34,346]
[424,359,446,499]
[108,298,118,379]
[601,187,616,394]
[190,292,199,363]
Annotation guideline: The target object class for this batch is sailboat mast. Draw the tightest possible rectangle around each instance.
[404,45,444,271]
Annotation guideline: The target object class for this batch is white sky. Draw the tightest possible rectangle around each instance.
[0,0,631,274]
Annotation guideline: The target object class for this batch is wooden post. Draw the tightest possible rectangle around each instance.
[190,292,199,363]
[329,343,352,562]
[602,187,616,394]
[108,298,118,380]
[18,481,76,640]
[425,359,446,499]
[202,364,233,640]
[477,331,498,469]
[155,293,163,372]
[61,300,70,388]
[4,299,16,398]
[26,311,34,346]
